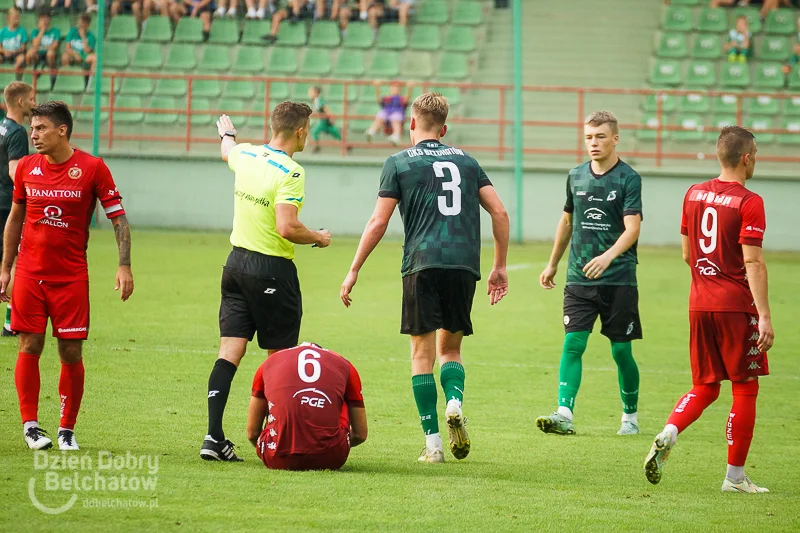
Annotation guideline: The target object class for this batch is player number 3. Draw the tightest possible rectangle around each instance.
[700,206,718,254]
[297,349,322,383]
[434,161,462,216]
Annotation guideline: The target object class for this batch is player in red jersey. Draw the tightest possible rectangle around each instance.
[0,101,134,452]
[644,126,774,493]
[246,343,368,470]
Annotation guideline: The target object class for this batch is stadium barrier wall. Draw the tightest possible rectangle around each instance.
[103,156,800,251]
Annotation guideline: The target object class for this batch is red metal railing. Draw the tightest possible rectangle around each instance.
[11,69,800,165]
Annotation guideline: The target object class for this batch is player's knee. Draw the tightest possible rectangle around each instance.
[697,382,722,402]
[19,334,45,355]
[57,340,83,363]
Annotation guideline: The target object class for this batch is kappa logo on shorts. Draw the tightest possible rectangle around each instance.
[750,317,758,326]
[747,347,761,356]
[748,361,761,370]
[564,315,570,325]
[749,332,760,341]
[264,288,277,294]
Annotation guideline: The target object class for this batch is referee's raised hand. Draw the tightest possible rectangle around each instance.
[216,114,237,139]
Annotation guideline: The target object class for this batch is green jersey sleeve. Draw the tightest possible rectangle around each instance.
[377,157,400,199]
[87,32,96,51]
[6,128,28,161]
[477,166,493,188]
[227,143,250,172]
[623,172,643,217]
[563,174,574,213]
[275,165,305,209]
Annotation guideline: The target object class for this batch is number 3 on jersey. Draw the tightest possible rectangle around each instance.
[699,206,718,254]
[297,349,321,383]
[434,161,461,216]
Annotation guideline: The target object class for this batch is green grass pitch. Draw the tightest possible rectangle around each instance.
[1,230,799,532]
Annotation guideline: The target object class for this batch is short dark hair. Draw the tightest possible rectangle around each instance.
[79,13,91,25]
[38,10,52,18]
[270,101,312,136]
[31,101,73,140]
[716,126,755,168]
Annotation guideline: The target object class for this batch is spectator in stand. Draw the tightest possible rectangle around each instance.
[710,0,800,18]
[725,15,752,63]
[169,0,214,42]
[61,14,96,70]
[26,11,60,72]
[365,80,413,146]
[215,0,276,19]
[0,8,28,76]
[263,1,344,42]
[308,85,344,154]
[140,0,172,21]
[14,0,36,10]
[338,0,365,35]
[366,0,414,30]
[49,0,98,14]
[111,0,168,23]
[782,16,800,77]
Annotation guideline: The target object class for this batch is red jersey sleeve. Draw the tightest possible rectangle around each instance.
[12,158,26,204]
[739,195,766,247]
[94,159,125,219]
[251,362,266,399]
[344,362,364,408]
[680,188,690,236]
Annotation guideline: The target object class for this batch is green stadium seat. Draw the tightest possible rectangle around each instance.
[706,115,738,141]
[86,74,116,95]
[669,0,700,4]
[190,98,214,126]
[131,43,164,69]
[679,92,710,114]
[107,15,138,41]
[691,34,722,59]
[401,52,433,79]
[22,72,48,94]
[437,52,469,81]
[714,93,741,114]
[443,26,477,53]
[199,45,230,72]
[53,69,88,94]
[46,93,74,106]
[218,98,247,124]
[744,95,780,116]
[164,44,198,70]
[233,47,265,74]
[765,8,795,35]
[192,79,223,98]
[266,81,290,100]
[349,102,378,132]
[786,95,800,115]
[657,33,688,58]
[74,95,109,123]
[209,19,240,45]
[663,6,693,32]
[155,78,188,97]
[732,7,762,33]
[291,82,313,100]
[141,16,173,43]
[685,60,716,87]
[650,59,683,86]
[241,20,270,45]
[720,63,751,89]
[174,17,204,43]
[696,8,727,33]
[376,23,408,50]
[417,0,448,24]
[753,62,785,90]
[333,49,365,77]
[452,1,483,25]
[342,22,373,49]
[276,22,307,46]
[308,21,340,47]
[758,36,791,62]
[636,114,668,141]
[672,114,705,142]
[299,48,332,76]
[326,83,358,103]
[119,77,155,96]
[267,47,298,73]
[102,42,129,69]
[223,80,257,100]
[788,64,800,90]
[367,51,400,78]
[51,15,72,36]
[778,118,800,144]
[747,117,775,143]
[113,95,144,124]
[247,99,287,129]
[409,25,441,51]
[144,96,181,125]
[641,93,677,113]
[431,86,462,107]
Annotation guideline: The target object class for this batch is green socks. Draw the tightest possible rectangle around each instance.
[412,374,439,435]
[611,341,639,414]
[558,331,589,411]
[440,361,465,404]
[3,302,11,331]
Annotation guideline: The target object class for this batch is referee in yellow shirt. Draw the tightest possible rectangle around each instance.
[201,102,331,462]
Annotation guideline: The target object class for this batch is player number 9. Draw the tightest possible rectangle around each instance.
[297,349,322,383]
[699,206,718,254]
[434,161,462,216]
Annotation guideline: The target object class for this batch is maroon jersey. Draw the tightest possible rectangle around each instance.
[13,149,125,282]
[251,344,364,456]
[681,178,766,313]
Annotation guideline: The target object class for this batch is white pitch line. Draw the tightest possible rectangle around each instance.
[506,263,533,271]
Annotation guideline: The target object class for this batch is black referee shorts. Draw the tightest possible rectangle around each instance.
[219,247,302,350]
[401,268,477,336]
[563,285,642,342]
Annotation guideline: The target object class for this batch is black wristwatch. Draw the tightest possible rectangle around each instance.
[220,131,236,140]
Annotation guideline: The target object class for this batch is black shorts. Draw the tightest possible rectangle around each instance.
[563,285,642,342]
[1,52,23,64]
[401,268,477,336]
[219,247,302,350]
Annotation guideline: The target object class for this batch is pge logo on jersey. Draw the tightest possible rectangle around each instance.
[695,258,720,276]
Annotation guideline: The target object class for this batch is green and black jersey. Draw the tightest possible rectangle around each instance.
[0,116,28,211]
[563,159,642,286]
[378,139,492,279]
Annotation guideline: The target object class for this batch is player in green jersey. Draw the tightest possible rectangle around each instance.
[536,111,644,437]
[307,85,342,154]
[341,92,510,463]
[26,12,61,72]
[0,8,28,74]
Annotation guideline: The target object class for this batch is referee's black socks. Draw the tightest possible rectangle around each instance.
[207,359,238,442]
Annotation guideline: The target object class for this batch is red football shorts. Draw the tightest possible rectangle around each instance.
[689,311,769,384]
[11,277,90,339]
[256,429,351,471]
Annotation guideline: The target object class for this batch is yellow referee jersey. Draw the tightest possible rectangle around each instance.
[227,143,306,260]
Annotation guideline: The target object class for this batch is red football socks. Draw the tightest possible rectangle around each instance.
[666,382,721,433]
[15,352,41,423]
[59,359,85,431]
[727,380,759,467]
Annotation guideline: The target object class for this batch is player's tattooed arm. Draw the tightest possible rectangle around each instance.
[113,215,132,267]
